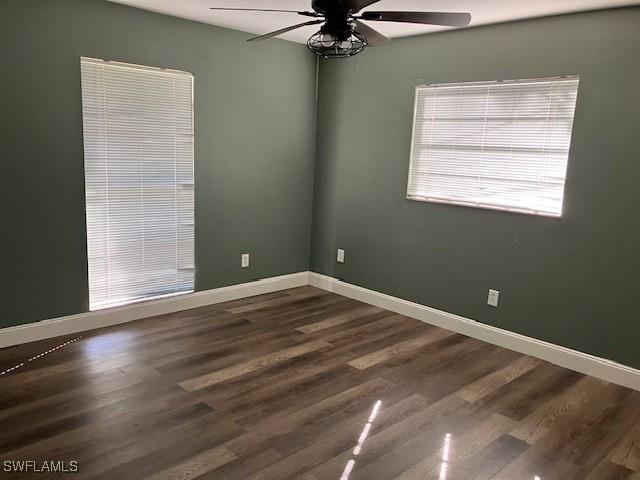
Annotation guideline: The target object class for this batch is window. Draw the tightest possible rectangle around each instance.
[81,57,194,310]
[407,76,579,217]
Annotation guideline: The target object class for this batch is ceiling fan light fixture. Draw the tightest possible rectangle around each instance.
[307,30,367,58]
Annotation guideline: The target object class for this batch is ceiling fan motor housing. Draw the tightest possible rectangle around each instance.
[316,0,353,38]
[307,0,367,58]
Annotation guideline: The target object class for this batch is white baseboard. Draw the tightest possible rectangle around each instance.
[4,270,639,392]
[309,272,640,392]
[0,272,309,349]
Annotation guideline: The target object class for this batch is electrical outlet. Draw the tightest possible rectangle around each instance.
[337,249,345,263]
[487,289,500,307]
[241,253,249,268]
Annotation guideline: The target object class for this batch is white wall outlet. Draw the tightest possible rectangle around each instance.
[487,289,500,307]
[337,248,345,264]
[241,253,250,268]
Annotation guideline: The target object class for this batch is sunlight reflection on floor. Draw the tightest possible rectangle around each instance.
[339,399,382,480]
[438,433,452,480]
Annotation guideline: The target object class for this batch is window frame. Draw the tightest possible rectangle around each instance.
[406,76,580,217]
[80,57,195,311]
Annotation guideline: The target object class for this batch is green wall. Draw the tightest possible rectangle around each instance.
[311,8,640,367]
[0,0,317,327]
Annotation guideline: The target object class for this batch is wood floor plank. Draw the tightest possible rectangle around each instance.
[142,445,237,480]
[320,313,417,350]
[391,413,517,480]
[348,409,479,480]
[469,362,584,421]
[458,355,542,402]
[245,295,353,325]
[347,327,456,370]
[154,332,302,379]
[510,375,609,444]
[178,339,331,391]
[193,448,284,480]
[223,364,367,430]
[378,335,489,391]
[77,411,242,478]
[295,304,382,334]
[608,415,640,471]
[584,460,635,480]
[560,390,640,473]
[491,383,638,480]
[407,343,520,403]
[5,401,217,462]
[308,393,467,480]
[244,393,429,480]
[86,411,242,480]
[0,380,187,449]
[445,434,529,480]
[225,290,327,314]
[268,388,429,458]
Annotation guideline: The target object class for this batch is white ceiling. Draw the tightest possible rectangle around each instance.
[109,0,638,44]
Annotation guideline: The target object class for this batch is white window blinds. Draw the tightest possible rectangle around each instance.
[407,77,579,217]
[81,57,194,311]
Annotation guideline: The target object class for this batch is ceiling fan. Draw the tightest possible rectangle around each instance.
[210,0,471,58]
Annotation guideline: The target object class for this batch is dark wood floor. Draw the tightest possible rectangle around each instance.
[1,286,640,479]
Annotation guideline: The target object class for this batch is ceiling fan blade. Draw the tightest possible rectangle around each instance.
[247,20,324,42]
[209,7,315,14]
[353,19,389,47]
[360,11,471,27]
[345,0,382,13]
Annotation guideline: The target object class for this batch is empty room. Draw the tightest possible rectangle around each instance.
[2,0,640,478]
